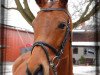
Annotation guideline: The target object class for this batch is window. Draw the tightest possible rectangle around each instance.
[84,47,95,55]
[73,47,78,54]
[84,49,87,55]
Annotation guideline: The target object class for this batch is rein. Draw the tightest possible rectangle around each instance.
[26,8,71,75]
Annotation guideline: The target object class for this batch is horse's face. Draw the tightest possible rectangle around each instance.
[33,10,69,49]
[33,0,69,51]
[27,0,70,75]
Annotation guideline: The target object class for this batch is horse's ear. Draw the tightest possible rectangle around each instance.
[59,0,68,8]
[35,0,48,7]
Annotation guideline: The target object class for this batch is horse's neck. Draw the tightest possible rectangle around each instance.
[57,42,73,75]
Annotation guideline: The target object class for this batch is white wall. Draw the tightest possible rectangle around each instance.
[72,47,96,61]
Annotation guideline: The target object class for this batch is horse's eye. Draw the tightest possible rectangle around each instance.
[58,23,66,29]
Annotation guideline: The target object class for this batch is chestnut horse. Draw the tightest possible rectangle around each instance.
[12,0,73,75]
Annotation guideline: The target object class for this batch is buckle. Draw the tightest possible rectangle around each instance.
[60,49,63,54]
[50,62,55,68]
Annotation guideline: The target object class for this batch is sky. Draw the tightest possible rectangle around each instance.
[5,0,89,32]
[6,0,39,32]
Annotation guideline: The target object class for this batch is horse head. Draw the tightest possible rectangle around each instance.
[13,0,73,75]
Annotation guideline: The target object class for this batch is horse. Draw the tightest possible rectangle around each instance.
[12,0,73,75]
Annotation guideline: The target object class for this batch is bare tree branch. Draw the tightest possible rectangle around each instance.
[23,0,35,20]
[15,0,33,26]
[2,0,35,26]
[79,0,92,19]
[73,1,100,28]
[1,4,18,10]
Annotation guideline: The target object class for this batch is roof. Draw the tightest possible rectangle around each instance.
[72,30,100,42]
[0,24,34,34]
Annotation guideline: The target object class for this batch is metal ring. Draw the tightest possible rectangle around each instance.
[52,56,60,68]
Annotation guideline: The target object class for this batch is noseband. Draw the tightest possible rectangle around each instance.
[26,8,71,75]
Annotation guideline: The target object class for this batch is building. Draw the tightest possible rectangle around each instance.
[0,24,34,62]
[72,30,100,65]
[72,9,100,65]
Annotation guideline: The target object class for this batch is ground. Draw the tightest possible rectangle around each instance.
[1,62,99,75]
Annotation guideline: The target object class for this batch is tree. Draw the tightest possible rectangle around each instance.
[79,56,85,64]
[70,0,100,28]
[2,0,100,28]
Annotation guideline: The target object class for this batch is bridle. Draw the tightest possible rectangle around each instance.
[26,8,71,75]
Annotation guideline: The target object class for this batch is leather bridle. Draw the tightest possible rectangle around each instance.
[26,8,71,75]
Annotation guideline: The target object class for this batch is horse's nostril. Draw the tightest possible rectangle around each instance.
[34,65,44,75]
